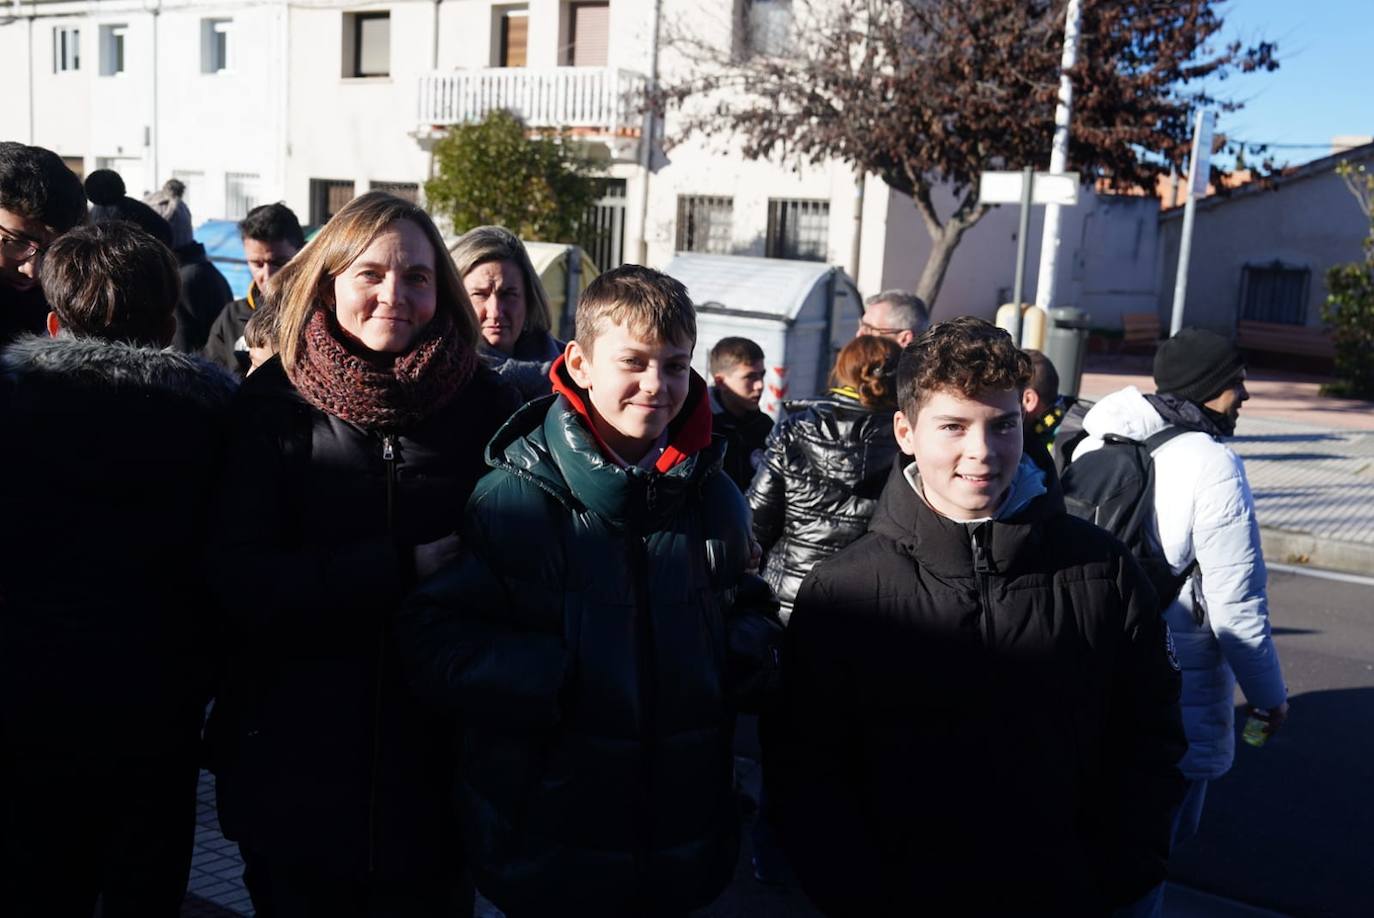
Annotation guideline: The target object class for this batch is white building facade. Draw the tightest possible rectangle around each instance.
[2,0,1127,321]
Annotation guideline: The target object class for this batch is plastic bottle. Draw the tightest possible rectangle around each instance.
[1242,709,1271,747]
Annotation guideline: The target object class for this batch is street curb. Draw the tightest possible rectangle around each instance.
[1260,526,1374,578]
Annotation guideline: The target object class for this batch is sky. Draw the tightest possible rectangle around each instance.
[1202,0,1374,166]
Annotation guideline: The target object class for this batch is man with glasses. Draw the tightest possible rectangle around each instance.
[857,289,929,348]
[0,143,87,348]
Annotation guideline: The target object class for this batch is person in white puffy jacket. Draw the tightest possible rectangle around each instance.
[1074,328,1288,917]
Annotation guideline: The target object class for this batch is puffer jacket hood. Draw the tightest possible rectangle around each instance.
[2,333,237,409]
[747,393,899,618]
[1074,385,1285,779]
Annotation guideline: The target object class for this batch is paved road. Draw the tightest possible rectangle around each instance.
[1166,566,1374,918]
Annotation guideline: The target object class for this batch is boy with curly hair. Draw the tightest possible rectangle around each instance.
[765,317,1187,915]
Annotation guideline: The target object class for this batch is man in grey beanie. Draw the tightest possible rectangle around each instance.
[1070,327,1288,917]
[146,178,232,352]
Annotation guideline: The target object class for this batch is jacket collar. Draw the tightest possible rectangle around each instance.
[869,454,1064,579]
[549,354,713,474]
[486,364,724,528]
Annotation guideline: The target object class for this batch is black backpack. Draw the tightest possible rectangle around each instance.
[1060,426,1197,613]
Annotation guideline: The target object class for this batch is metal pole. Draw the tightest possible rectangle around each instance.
[849,170,865,283]
[634,0,662,265]
[1032,0,1082,317]
[1010,167,1034,346]
[1171,199,1197,336]
[1170,110,1215,335]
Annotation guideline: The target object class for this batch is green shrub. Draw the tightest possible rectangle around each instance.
[424,110,599,244]
[1323,162,1374,399]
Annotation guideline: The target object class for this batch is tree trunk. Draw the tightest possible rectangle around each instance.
[909,187,989,315]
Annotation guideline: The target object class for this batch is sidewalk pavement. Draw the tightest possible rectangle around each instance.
[179,769,1291,917]
[1081,359,1374,577]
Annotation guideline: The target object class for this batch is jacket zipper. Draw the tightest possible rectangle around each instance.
[971,523,995,646]
[628,531,655,895]
[368,433,398,872]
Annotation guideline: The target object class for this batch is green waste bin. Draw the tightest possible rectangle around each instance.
[1044,307,1092,398]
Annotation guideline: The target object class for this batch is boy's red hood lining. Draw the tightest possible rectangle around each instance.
[549,354,713,473]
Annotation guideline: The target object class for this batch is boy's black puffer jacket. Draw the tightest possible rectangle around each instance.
[747,393,899,621]
[397,384,782,916]
[766,460,1187,915]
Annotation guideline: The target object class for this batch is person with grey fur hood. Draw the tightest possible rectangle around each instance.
[0,221,237,917]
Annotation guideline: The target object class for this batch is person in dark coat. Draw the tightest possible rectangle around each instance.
[0,142,87,347]
[452,224,564,401]
[84,168,174,247]
[145,178,233,352]
[748,334,902,622]
[396,266,782,917]
[0,221,237,917]
[708,336,774,493]
[204,202,305,375]
[204,192,519,917]
[765,317,1187,916]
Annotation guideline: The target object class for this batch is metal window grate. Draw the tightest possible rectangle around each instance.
[309,179,356,225]
[224,172,261,220]
[1239,261,1311,326]
[675,195,733,254]
[580,179,627,271]
[766,198,829,261]
[370,181,419,203]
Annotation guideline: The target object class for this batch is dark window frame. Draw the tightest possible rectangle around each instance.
[765,197,830,261]
[353,12,391,78]
[1238,260,1312,326]
[675,195,735,254]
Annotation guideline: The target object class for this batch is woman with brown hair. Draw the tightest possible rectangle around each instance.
[206,192,519,916]
[449,225,563,400]
[748,334,903,622]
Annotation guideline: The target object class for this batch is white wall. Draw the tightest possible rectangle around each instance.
[1158,156,1372,334]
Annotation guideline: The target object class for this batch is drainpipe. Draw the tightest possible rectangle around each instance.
[149,1,159,187]
[422,0,443,202]
[634,0,662,265]
[26,7,35,143]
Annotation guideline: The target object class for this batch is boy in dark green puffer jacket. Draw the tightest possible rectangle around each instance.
[397,265,782,918]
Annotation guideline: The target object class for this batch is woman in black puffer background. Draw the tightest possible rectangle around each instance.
[748,334,903,623]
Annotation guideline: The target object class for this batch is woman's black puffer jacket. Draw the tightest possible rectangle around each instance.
[205,356,519,883]
[747,392,900,621]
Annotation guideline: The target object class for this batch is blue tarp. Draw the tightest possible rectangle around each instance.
[195,219,251,300]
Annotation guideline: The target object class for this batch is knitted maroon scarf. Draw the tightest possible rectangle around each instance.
[289,307,477,431]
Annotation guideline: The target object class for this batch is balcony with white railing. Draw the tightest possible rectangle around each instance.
[416,67,648,160]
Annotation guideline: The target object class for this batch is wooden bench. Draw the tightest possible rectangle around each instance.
[1121,312,1162,352]
[1236,319,1336,360]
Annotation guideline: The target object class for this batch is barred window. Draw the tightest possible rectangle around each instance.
[370,181,419,204]
[1239,261,1310,325]
[309,179,357,225]
[224,172,261,220]
[676,195,734,254]
[766,198,829,261]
